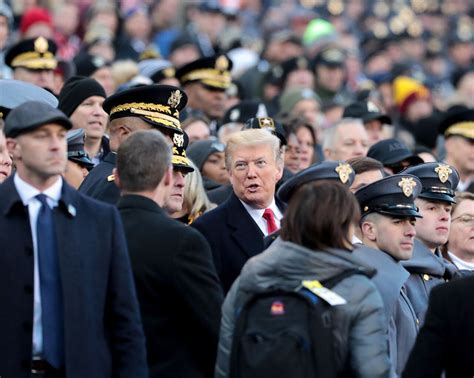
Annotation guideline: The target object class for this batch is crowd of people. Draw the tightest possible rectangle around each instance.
[0,0,473,377]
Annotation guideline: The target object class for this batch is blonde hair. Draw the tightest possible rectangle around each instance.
[182,160,216,224]
[225,128,283,170]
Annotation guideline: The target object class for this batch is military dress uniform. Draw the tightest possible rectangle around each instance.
[79,85,191,204]
[352,174,422,376]
[401,162,460,322]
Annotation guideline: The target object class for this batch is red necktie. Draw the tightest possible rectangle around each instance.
[263,208,278,234]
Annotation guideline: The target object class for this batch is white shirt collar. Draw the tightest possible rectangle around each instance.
[240,198,282,221]
[14,173,63,205]
[448,251,474,271]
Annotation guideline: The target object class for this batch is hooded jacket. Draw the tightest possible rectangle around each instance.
[215,238,393,378]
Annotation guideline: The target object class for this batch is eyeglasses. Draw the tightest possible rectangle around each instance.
[451,215,474,227]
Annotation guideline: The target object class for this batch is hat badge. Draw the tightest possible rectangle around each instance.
[163,67,175,78]
[335,163,353,184]
[34,37,49,53]
[398,177,417,197]
[367,101,380,113]
[434,164,452,183]
[215,55,229,71]
[173,132,184,147]
[168,90,182,109]
[258,117,274,129]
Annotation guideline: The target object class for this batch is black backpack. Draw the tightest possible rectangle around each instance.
[229,270,358,378]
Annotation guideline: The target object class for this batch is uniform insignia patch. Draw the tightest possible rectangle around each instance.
[398,177,417,197]
[434,164,452,183]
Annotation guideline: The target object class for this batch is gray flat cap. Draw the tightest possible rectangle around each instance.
[5,101,72,138]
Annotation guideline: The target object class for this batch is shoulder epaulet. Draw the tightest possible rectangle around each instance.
[107,174,115,182]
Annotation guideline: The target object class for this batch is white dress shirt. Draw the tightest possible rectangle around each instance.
[14,174,62,357]
[240,198,283,236]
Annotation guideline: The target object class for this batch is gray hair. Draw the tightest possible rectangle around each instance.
[323,117,364,151]
[117,130,171,192]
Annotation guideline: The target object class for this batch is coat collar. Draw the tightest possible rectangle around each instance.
[117,194,166,216]
[1,175,78,218]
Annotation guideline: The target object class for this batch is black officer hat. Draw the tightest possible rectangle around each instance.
[356,174,422,218]
[367,138,423,169]
[0,79,58,120]
[278,161,355,203]
[5,36,57,70]
[402,163,459,204]
[73,53,111,77]
[438,105,474,141]
[4,101,72,138]
[171,131,194,173]
[343,101,392,125]
[103,84,187,134]
[221,100,268,126]
[176,55,233,90]
[277,56,312,87]
[243,117,287,146]
[66,128,95,170]
[312,47,345,68]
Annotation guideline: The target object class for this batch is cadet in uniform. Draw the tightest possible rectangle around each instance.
[353,174,421,376]
[5,36,58,92]
[78,85,187,204]
[176,55,233,126]
[401,162,460,322]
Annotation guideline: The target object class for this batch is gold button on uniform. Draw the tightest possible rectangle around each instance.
[422,274,430,281]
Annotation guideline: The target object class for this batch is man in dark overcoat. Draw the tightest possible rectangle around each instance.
[0,101,147,378]
[115,130,223,378]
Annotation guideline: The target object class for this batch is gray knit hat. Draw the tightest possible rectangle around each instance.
[187,139,225,170]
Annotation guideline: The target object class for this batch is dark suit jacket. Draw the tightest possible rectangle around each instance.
[78,152,120,205]
[192,192,283,293]
[403,276,474,378]
[118,195,224,378]
[0,176,147,378]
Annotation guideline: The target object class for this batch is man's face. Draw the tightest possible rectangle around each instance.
[184,120,210,144]
[165,169,186,213]
[70,96,107,140]
[186,83,227,120]
[13,67,55,90]
[0,15,9,49]
[415,198,452,250]
[0,132,13,183]
[448,199,474,258]
[365,215,417,261]
[350,169,384,192]
[316,65,345,92]
[228,144,283,209]
[445,136,474,176]
[8,123,67,182]
[326,122,369,161]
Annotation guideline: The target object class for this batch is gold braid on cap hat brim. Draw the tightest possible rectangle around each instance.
[445,122,474,139]
[110,102,182,131]
[11,52,57,69]
[181,69,231,88]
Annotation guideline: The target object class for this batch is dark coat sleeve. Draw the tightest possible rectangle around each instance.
[402,285,446,378]
[106,208,148,377]
[171,228,224,376]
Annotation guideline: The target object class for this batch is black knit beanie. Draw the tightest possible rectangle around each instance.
[58,76,106,116]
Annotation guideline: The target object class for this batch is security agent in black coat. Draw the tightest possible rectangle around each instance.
[78,84,187,204]
[115,130,223,378]
[403,275,474,378]
[264,161,356,246]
